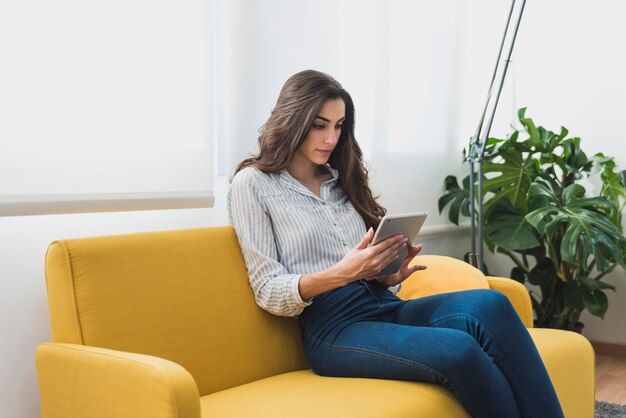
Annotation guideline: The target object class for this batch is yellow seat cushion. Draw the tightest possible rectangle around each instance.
[398,255,489,300]
[200,369,469,418]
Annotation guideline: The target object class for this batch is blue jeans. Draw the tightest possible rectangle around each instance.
[299,280,564,418]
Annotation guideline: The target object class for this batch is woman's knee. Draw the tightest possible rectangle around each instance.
[434,332,494,381]
[466,289,516,317]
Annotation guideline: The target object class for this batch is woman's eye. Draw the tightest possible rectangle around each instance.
[336,125,343,130]
[313,124,325,129]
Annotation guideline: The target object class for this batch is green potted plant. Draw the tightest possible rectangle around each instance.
[439,108,626,331]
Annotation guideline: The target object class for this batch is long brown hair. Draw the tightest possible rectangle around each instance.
[233,69,386,229]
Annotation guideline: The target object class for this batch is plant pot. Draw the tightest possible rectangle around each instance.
[536,321,584,334]
[563,321,584,334]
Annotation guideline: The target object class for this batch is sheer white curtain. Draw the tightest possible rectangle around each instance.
[214,0,512,220]
[0,0,214,216]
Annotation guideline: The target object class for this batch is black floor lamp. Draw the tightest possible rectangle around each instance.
[467,0,527,271]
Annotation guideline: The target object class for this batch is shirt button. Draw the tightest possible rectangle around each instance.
[321,201,327,205]
[343,242,347,246]
[333,223,337,227]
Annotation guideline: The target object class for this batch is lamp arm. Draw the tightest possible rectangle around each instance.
[468,0,527,270]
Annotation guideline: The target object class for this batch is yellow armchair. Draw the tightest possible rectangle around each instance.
[36,343,200,418]
[36,227,595,417]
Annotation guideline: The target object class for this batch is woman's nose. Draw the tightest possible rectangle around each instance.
[325,128,339,144]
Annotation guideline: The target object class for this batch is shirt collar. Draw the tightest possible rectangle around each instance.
[279,164,339,195]
[326,165,339,180]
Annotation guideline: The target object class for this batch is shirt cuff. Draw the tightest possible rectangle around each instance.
[292,274,313,306]
[387,283,402,295]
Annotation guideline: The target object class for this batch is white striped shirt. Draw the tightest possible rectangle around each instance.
[227,166,370,317]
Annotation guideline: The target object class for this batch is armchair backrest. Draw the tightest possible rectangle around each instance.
[44,226,308,396]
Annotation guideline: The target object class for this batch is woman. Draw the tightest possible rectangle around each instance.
[228,69,564,418]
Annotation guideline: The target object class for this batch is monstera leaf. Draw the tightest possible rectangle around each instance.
[486,199,540,251]
[518,107,567,154]
[562,137,594,175]
[527,183,625,272]
[598,156,626,225]
[438,175,471,225]
[482,147,538,216]
[583,290,609,318]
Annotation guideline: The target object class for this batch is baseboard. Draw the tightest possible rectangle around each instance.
[590,340,626,358]
[420,224,470,238]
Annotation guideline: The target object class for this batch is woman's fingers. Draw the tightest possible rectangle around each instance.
[365,236,407,274]
[408,244,423,257]
[374,236,405,261]
[373,234,406,253]
[355,227,374,250]
[400,245,424,267]
[399,244,427,277]
[348,234,420,280]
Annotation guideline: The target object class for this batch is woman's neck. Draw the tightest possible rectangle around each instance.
[287,162,331,197]
[288,162,318,183]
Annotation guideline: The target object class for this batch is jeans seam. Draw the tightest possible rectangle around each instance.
[359,279,382,308]
[308,334,465,402]
[425,313,540,418]
[311,334,438,375]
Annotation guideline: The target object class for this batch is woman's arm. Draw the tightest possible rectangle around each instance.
[229,169,425,315]
[229,171,311,317]
[298,228,409,300]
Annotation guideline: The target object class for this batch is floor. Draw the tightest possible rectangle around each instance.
[596,355,626,405]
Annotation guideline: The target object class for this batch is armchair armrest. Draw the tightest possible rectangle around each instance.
[36,343,201,418]
[486,277,533,328]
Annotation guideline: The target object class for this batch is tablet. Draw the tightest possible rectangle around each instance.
[371,211,428,275]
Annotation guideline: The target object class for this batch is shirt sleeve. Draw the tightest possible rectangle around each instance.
[387,283,402,295]
[228,171,312,317]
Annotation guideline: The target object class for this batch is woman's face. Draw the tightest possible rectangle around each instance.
[293,98,346,170]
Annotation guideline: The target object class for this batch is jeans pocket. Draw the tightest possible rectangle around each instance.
[359,279,383,307]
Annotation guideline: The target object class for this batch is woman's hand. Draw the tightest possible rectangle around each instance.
[375,243,427,287]
[330,228,409,283]
[298,229,424,301]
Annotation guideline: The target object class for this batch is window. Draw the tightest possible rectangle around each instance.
[0,0,214,216]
